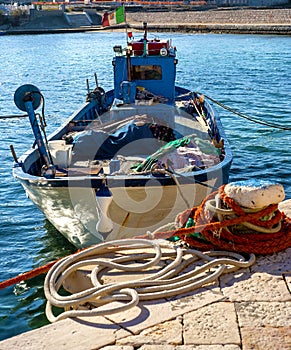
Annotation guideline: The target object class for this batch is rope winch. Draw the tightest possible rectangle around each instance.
[13,84,56,178]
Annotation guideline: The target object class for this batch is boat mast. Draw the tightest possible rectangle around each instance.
[126,48,131,82]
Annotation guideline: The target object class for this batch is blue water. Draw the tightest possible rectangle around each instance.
[0,32,290,341]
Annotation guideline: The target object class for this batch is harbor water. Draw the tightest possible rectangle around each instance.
[0,32,290,341]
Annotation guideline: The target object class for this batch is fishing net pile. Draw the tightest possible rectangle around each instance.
[151,180,291,255]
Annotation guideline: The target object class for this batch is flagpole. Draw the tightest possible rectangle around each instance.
[123,5,129,44]
[121,4,132,82]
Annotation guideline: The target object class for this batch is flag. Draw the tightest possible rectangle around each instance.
[102,6,126,27]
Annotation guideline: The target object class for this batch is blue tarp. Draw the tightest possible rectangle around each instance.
[72,121,160,161]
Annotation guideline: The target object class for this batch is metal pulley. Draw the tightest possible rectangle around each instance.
[14,84,42,112]
[13,84,55,178]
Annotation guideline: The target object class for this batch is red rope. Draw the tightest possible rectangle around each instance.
[0,248,82,290]
[151,186,291,255]
[0,260,58,290]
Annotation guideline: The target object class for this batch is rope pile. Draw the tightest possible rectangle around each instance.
[44,239,255,322]
[148,185,291,255]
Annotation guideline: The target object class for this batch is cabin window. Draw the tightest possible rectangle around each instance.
[132,65,162,80]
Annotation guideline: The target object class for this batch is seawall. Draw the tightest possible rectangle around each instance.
[126,8,291,35]
[1,8,291,35]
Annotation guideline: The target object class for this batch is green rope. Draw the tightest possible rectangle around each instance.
[133,136,192,172]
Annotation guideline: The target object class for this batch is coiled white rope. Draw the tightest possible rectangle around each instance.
[206,196,282,233]
[44,238,255,323]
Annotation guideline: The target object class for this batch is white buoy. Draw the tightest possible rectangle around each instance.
[224,180,285,209]
[95,187,113,234]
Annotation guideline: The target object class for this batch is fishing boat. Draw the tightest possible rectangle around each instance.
[12,23,232,248]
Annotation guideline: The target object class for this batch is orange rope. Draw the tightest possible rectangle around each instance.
[0,248,82,290]
[150,186,291,255]
[0,260,58,290]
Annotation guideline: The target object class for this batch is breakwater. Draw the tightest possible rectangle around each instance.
[127,8,291,35]
[1,8,291,35]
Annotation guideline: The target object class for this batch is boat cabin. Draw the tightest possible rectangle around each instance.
[112,35,177,105]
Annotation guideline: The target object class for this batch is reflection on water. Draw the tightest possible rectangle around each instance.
[37,220,76,262]
[0,220,75,341]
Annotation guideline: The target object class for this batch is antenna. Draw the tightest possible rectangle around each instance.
[94,73,99,88]
[143,22,147,56]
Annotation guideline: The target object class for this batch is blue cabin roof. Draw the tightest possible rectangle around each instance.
[112,38,177,105]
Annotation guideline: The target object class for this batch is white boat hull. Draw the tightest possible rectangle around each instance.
[20,177,218,247]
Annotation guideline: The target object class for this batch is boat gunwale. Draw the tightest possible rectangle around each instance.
[13,155,232,189]
[12,84,232,188]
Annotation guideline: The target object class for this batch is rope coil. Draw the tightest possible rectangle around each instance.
[44,239,255,322]
[147,185,291,255]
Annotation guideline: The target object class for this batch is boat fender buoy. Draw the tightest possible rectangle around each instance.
[95,187,113,234]
[224,180,285,209]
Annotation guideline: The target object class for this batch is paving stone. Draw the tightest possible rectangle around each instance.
[0,317,130,350]
[235,301,291,327]
[251,248,291,275]
[183,302,240,345]
[166,283,223,311]
[116,318,183,346]
[137,345,175,350]
[114,344,241,350]
[105,285,224,335]
[241,326,291,350]
[220,271,290,302]
[176,346,240,350]
[100,347,134,350]
[284,273,291,293]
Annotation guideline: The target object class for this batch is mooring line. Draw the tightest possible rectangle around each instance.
[194,91,291,131]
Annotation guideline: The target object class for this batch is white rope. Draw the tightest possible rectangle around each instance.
[206,197,282,233]
[44,239,255,322]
